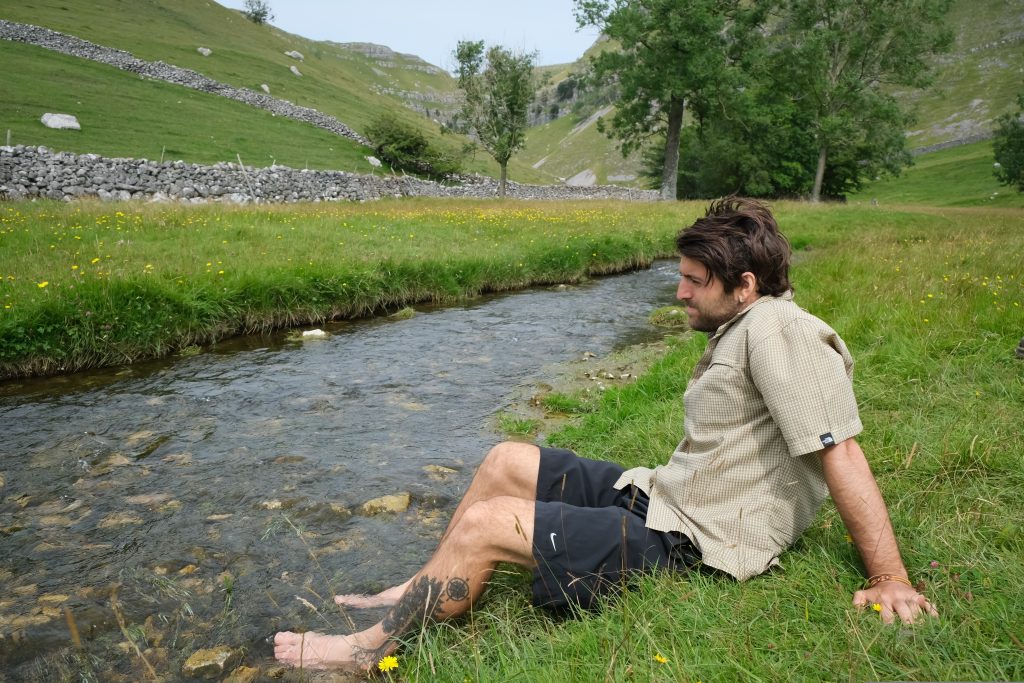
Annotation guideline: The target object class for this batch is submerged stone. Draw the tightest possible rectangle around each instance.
[360,492,411,515]
[182,646,243,679]
[423,465,458,481]
[225,665,259,683]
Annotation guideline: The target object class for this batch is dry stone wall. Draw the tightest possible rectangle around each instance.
[0,146,659,203]
[0,19,370,147]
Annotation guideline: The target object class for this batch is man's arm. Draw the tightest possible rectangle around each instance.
[820,437,938,624]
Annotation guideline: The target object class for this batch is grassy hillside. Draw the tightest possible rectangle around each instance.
[0,0,1020,188]
[900,0,1024,147]
[0,40,374,172]
[522,108,644,187]
[850,141,1024,208]
[0,0,548,182]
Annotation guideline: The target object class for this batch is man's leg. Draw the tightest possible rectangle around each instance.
[276,495,536,671]
[335,441,540,608]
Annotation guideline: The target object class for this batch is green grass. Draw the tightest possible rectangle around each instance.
[0,40,374,171]
[850,140,1024,208]
[400,201,1024,682]
[0,199,690,378]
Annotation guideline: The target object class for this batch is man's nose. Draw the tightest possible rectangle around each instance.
[676,279,690,300]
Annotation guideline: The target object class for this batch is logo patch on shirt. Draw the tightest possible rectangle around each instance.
[819,432,836,447]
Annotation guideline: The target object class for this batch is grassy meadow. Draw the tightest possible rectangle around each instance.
[850,140,1024,209]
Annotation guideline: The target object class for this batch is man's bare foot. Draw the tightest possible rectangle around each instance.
[334,579,411,609]
[274,630,380,671]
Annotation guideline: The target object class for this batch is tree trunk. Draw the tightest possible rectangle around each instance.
[498,161,508,197]
[811,145,827,202]
[660,97,686,201]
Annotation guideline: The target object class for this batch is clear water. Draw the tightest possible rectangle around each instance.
[0,261,681,680]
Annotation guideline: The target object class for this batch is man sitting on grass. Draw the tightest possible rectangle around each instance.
[274,197,938,672]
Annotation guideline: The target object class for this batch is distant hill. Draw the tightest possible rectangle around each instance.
[1,0,1021,191]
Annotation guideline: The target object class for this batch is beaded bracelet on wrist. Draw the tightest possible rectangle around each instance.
[866,573,913,589]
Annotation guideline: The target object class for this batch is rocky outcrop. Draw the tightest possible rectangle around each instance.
[0,146,660,203]
[0,19,370,147]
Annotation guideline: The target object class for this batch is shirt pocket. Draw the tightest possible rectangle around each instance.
[684,360,752,440]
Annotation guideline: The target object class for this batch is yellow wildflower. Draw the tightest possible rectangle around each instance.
[872,603,882,612]
[37,281,49,288]
[378,655,398,672]
[654,653,669,664]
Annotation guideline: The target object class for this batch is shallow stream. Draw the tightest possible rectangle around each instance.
[0,261,681,680]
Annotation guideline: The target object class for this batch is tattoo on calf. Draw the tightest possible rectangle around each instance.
[444,577,470,602]
[352,574,473,666]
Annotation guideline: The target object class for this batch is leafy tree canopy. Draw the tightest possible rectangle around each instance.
[453,41,537,197]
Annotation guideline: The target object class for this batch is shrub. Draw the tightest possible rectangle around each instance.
[364,114,462,180]
[993,94,1024,192]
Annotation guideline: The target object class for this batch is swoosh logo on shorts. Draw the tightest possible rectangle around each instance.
[550,532,558,552]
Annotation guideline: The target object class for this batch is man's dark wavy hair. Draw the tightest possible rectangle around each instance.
[676,196,792,296]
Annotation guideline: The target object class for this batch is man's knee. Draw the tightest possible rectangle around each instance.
[482,441,539,475]
[455,497,534,552]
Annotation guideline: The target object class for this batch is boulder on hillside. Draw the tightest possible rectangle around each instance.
[197,47,212,56]
[40,113,81,131]
[289,65,302,77]
[284,50,304,61]
[260,83,270,94]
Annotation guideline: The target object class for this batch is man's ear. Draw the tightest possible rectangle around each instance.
[737,271,758,303]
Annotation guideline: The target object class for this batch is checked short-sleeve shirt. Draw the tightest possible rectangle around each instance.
[614,293,862,580]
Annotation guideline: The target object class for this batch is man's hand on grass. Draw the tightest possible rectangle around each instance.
[853,581,938,624]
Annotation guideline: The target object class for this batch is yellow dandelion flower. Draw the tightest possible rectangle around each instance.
[872,603,882,612]
[37,281,49,288]
[378,655,398,672]
[654,653,669,664]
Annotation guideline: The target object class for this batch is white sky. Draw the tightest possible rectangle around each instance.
[216,1,601,70]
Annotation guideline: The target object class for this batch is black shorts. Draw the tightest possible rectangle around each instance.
[531,447,699,610]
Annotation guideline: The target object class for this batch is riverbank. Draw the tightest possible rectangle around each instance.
[0,198,685,379]
[416,203,1024,682]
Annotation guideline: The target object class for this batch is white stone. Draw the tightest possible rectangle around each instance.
[197,47,212,57]
[41,113,81,131]
[366,156,382,168]
[302,329,327,338]
[289,65,302,77]
[284,50,304,61]
[260,83,270,94]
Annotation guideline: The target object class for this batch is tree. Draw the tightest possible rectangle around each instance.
[993,94,1024,192]
[242,0,274,25]
[774,0,953,201]
[574,0,764,200]
[454,41,537,197]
